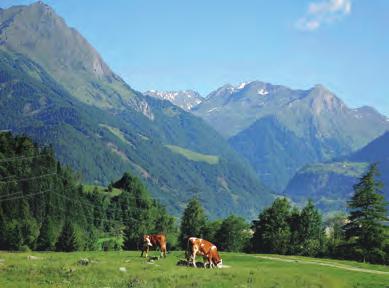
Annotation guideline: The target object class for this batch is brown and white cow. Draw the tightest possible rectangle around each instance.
[187,237,223,268]
[141,234,167,258]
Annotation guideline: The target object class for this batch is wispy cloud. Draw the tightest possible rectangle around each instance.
[296,0,352,31]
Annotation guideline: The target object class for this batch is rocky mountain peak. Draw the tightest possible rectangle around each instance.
[144,89,203,111]
[306,84,344,114]
[0,1,150,113]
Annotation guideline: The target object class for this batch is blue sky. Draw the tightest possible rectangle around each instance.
[2,0,389,115]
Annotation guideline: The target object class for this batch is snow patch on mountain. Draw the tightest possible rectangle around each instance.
[144,89,203,111]
[257,88,269,96]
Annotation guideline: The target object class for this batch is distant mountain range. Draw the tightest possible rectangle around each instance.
[161,81,388,192]
[150,81,389,192]
[284,132,389,213]
[0,2,273,218]
[144,90,203,111]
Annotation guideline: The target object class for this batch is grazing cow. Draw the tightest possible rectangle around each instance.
[187,237,223,268]
[141,234,167,258]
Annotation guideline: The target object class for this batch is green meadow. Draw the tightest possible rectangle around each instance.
[165,145,220,165]
[0,251,388,288]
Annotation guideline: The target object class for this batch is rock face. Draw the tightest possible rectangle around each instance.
[144,90,203,111]
[193,81,389,191]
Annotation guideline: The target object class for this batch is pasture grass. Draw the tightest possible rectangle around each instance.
[165,145,219,165]
[0,251,388,287]
[83,184,122,197]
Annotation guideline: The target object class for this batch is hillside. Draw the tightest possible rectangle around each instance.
[284,132,389,213]
[0,132,176,252]
[0,2,142,112]
[0,2,274,218]
[193,81,389,191]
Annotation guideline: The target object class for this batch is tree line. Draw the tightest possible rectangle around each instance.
[179,164,389,264]
[0,132,388,265]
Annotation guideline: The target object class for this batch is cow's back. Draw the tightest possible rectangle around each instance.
[150,234,166,246]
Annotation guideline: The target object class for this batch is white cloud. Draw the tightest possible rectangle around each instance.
[296,0,352,31]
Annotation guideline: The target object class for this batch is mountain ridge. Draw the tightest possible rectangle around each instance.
[284,131,389,213]
[192,80,389,191]
[0,2,274,219]
[144,89,203,111]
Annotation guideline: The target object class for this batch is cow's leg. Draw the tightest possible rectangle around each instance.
[145,245,150,258]
[207,255,213,269]
[161,244,167,258]
[203,256,210,268]
[141,245,146,257]
[191,249,197,268]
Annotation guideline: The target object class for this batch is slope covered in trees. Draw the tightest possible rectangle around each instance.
[284,132,389,213]
[0,2,274,219]
[0,132,175,251]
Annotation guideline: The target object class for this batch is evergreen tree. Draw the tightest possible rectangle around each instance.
[325,214,346,257]
[201,220,222,244]
[36,217,56,251]
[179,197,207,248]
[0,207,6,249]
[297,200,324,256]
[343,164,388,263]
[55,221,80,252]
[4,220,23,250]
[288,207,301,255]
[215,215,250,252]
[251,198,291,254]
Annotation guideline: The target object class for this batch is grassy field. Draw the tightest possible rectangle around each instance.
[0,251,388,288]
[165,145,219,165]
[83,184,123,197]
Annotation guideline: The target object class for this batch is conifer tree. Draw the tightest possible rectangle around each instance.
[298,200,324,256]
[251,198,291,254]
[179,197,207,248]
[215,215,250,252]
[288,207,301,255]
[36,217,56,251]
[55,221,80,252]
[343,164,388,263]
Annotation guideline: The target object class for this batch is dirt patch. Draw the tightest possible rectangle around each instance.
[256,256,389,275]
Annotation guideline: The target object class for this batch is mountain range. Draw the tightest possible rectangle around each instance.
[188,81,388,192]
[0,2,274,219]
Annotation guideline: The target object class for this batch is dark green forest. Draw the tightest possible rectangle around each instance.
[0,132,176,252]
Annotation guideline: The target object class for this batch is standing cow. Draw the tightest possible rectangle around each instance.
[141,234,167,258]
[187,237,223,268]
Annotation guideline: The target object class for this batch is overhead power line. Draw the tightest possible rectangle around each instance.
[0,189,50,203]
[0,153,51,163]
[0,172,57,184]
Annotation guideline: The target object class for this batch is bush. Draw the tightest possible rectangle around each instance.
[19,245,31,252]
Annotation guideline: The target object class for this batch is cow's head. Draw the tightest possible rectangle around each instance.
[143,235,153,247]
[216,258,223,268]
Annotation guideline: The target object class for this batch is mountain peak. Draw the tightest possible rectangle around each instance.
[0,1,148,112]
[306,84,344,114]
[0,1,112,79]
[144,89,203,111]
